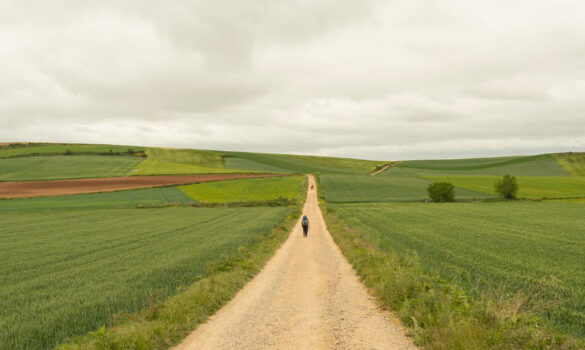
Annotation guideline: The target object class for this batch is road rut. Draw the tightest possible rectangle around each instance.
[173,175,416,350]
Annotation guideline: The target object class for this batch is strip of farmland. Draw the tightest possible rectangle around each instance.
[0,173,287,198]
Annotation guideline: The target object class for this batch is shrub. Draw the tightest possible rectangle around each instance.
[495,174,519,199]
[64,149,73,155]
[427,182,455,202]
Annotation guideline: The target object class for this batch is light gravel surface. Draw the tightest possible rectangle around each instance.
[173,175,416,350]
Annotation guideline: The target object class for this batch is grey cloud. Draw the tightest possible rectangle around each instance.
[1,0,585,160]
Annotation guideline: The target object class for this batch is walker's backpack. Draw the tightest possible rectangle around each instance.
[302,216,309,226]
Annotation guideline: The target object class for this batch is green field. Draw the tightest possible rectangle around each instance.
[131,148,384,176]
[388,154,568,176]
[555,153,585,176]
[0,143,143,158]
[0,206,290,350]
[1,143,387,177]
[224,151,385,174]
[223,156,292,173]
[0,155,143,181]
[131,148,242,175]
[4,141,585,349]
[320,175,495,202]
[0,187,193,212]
[331,201,585,339]
[179,176,304,203]
[427,175,585,199]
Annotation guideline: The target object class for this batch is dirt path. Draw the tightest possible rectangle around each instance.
[371,161,403,176]
[0,173,285,198]
[174,175,416,350]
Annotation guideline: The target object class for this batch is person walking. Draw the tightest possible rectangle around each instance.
[301,215,309,237]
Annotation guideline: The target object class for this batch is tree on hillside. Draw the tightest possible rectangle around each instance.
[427,182,455,202]
[495,174,519,199]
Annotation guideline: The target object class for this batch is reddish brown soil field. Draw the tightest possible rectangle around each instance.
[0,174,285,199]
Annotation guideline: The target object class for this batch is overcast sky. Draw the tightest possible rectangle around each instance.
[1,1,584,160]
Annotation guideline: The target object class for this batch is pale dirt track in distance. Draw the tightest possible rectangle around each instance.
[174,175,416,350]
[371,161,403,176]
[0,173,284,198]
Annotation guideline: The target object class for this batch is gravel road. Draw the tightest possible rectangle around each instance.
[173,175,416,350]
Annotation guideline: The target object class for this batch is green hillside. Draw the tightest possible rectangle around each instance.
[223,151,385,174]
[386,154,568,176]
[131,148,241,175]
[427,175,585,199]
[555,153,585,176]
[320,175,495,202]
[0,155,142,181]
[0,143,143,158]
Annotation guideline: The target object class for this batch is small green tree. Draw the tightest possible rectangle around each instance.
[495,174,519,199]
[427,182,455,202]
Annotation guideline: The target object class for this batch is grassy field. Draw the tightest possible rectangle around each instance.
[388,154,568,176]
[427,175,585,199]
[555,153,585,176]
[319,175,495,202]
[224,151,385,174]
[223,156,292,173]
[132,148,243,175]
[131,148,384,175]
[1,206,290,350]
[1,143,385,176]
[0,187,193,212]
[0,143,143,158]
[0,155,143,181]
[179,176,304,203]
[331,201,585,341]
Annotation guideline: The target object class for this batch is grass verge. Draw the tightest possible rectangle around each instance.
[316,181,582,349]
[56,176,307,350]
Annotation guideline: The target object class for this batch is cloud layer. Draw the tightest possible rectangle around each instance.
[1,0,584,160]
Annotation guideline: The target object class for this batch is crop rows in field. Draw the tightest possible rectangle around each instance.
[223,151,385,174]
[331,201,585,339]
[131,148,241,175]
[319,174,495,202]
[179,176,304,203]
[125,148,385,176]
[427,175,585,199]
[0,155,143,181]
[0,206,290,350]
[0,186,193,212]
[387,154,568,176]
[0,143,393,181]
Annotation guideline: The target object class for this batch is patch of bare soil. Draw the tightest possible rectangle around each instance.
[173,175,416,350]
[0,174,284,199]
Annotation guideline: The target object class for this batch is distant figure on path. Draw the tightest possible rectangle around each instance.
[302,215,309,237]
